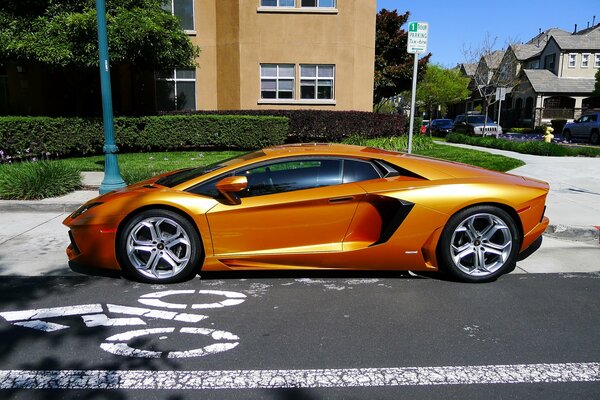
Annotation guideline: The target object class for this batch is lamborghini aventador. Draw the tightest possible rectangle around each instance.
[64,143,549,283]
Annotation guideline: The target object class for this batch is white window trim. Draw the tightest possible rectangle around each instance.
[595,54,600,68]
[260,64,296,100]
[155,68,197,111]
[257,0,337,13]
[581,53,590,68]
[568,53,577,68]
[165,0,195,33]
[300,64,335,101]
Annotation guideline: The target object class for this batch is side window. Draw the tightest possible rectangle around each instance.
[343,160,381,184]
[237,159,342,197]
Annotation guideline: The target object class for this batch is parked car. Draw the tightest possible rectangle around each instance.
[429,119,454,137]
[562,112,600,145]
[64,143,549,284]
[453,114,502,137]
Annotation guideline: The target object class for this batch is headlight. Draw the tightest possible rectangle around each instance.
[71,202,103,219]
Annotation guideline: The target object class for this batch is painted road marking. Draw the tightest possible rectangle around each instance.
[138,290,247,310]
[0,362,598,389]
[100,327,240,358]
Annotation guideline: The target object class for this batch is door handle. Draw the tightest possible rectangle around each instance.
[329,196,354,204]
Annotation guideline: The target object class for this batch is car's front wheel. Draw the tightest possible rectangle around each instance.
[118,209,202,283]
[437,205,520,283]
[563,129,572,141]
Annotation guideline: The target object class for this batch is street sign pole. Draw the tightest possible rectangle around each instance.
[96,0,126,194]
[407,53,418,154]
[406,21,428,154]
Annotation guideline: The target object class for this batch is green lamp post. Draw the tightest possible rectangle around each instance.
[96,0,126,194]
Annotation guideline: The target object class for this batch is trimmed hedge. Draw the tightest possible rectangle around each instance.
[446,133,600,157]
[0,115,288,159]
[167,110,407,142]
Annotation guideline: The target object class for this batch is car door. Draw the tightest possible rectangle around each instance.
[205,157,368,256]
[572,115,589,138]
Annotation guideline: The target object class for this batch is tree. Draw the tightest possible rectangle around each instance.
[0,0,199,69]
[462,34,520,129]
[374,9,430,110]
[595,69,600,96]
[416,64,470,119]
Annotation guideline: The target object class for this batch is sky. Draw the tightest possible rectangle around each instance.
[376,0,600,67]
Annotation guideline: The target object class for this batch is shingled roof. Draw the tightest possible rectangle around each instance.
[483,50,505,69]
[552,31,600,51]
[510,44,543,61]
[522,69,596,93]
[526,28,570,45]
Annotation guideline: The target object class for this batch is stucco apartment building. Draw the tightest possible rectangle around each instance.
[0,0,376,116]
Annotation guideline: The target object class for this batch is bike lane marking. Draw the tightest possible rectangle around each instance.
[0,362,599,389]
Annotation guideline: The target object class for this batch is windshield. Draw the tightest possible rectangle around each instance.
[466,116,494,124]
[433,119,453,125]
[155,150,266,188]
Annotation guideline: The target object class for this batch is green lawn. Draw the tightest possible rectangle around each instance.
[415,143,525,171]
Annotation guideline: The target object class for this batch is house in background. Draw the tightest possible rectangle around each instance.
[455,23,600,128]
[0,0,376,116]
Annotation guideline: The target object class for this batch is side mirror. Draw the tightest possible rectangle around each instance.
[215,176,248,205]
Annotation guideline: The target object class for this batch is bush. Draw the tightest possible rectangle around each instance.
[446,133,600,157]
[0,115,288,160]
[167,109,407,142]
[0,161,82,200]
[343,134,434,152]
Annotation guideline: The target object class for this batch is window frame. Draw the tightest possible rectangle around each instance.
[595,54,600,68]
[260,0,295,7]
[581,53,590,68]
[155,68,197,111]
[260,64,296,100]
[568,53,577,68]
[300,64,335,101]
[163,0,195,34]
[300,0,337,7]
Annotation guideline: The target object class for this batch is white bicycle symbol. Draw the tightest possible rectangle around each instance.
[0,289,247,359]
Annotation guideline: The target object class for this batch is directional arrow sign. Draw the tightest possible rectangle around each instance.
[407,21,429,54]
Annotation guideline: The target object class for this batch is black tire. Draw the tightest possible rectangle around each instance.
[563,129,572,141]
[590,130,599,145]
[437,205,520,283]
[117,209,202,283]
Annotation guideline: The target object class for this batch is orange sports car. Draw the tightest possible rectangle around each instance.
[64,143,549,283]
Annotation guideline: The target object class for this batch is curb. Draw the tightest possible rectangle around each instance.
[545,224,599,242]
[0,201,83,213]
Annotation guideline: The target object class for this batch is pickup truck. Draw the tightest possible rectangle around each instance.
[562,112,600,144]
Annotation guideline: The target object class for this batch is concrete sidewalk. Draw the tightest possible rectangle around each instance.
[437,141,600,241]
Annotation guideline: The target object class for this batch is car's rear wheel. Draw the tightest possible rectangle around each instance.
[437,205,520,283]
[590,130,599,145]
[563,129,572,141]
[118,209,201,283]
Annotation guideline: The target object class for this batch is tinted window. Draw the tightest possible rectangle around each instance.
[156,151,265,188]
[238,159,342,197]
[343,160,381,183]
[466,116,494,124]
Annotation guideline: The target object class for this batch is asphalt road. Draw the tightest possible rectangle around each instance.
[0,271,599,399]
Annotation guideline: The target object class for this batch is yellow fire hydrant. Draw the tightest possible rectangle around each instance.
[544,126,554,143]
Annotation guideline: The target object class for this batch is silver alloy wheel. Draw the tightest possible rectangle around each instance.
[126,217,192,280]
[449,213,513,277]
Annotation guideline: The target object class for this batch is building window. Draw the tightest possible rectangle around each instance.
[544,54,555,71]
[260,64,295,99]
[595,54,600,68]
[301,0,336,7]
[155,69,196,111]
[581,54,590,68]
[568,53,577,68]
[261,0,295,6]
[300,65,335,100]
[163,0,194,31]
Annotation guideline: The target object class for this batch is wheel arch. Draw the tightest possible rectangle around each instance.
[115,204,206,271]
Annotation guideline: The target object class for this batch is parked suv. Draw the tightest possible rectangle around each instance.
[429,119,454,137]
[562,113,600,145]
[453,114,502,137]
